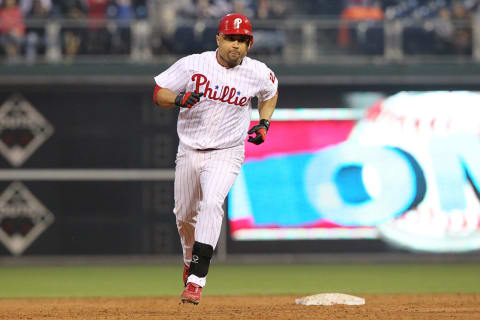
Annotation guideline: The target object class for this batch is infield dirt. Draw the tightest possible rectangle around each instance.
[1,294,479,320]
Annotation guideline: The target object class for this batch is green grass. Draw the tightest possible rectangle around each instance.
[0,264,479,298]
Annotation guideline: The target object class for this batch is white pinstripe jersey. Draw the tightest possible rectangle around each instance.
[154,50,278,150]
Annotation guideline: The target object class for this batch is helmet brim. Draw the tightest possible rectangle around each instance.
[219,29,253,37]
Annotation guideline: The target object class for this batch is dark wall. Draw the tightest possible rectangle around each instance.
[0,87,181,256]
[0,88,178,169]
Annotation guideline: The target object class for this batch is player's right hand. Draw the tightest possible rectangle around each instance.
[247,119,270,145]
[175,92,204,108]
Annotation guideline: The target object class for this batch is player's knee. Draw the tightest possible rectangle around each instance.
[174,206,196,221]
[189,241,214,278]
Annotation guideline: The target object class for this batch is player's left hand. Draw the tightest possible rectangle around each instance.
[247,119,270,145]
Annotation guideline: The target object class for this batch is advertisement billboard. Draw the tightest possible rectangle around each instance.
[228,91,480,253]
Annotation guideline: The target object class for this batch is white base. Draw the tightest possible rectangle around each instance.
[295,293,365,306]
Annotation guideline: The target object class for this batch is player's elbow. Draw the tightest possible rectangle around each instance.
[153,85,162,106]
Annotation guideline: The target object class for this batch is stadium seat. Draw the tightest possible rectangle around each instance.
[201,26,218,51]
[173,26,197,54]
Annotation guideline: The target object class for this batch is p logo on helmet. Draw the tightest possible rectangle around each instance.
[218,13,254,48]
[233,18,242,29]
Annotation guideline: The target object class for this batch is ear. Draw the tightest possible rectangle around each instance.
[216,34,221,47]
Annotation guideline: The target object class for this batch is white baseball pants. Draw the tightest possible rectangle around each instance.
[173,144,244,267]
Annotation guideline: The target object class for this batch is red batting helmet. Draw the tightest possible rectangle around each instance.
[218,13,254,46]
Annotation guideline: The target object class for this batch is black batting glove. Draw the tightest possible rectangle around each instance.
[248,119,270,145]
[175,91,203,108]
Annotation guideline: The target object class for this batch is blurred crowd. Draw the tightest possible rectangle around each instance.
[0,0,147,61]
[152,0,290,56]
[0,0,479,63]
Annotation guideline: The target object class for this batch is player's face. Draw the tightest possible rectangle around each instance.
[216,34,250,67]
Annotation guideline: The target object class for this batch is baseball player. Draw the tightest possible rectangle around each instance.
[153,13,278,304]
